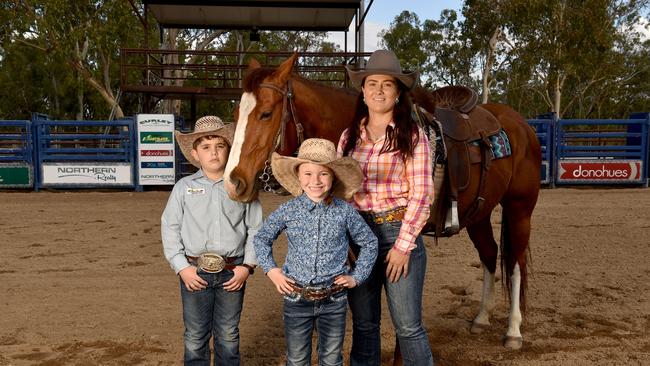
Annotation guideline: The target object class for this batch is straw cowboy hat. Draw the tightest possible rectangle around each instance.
[271,138,363,199]
[346,49,419,90]
[175,115,235,168]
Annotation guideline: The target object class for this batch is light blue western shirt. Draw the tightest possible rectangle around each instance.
[161,169,263,274]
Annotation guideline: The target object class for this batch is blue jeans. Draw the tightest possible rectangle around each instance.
[283,289,348,366]
[180,263,245,366]
[348,221,434,366]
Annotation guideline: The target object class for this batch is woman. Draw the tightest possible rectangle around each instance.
[338,49,435,366]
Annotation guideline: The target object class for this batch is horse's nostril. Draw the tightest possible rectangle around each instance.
[229,174,246,196]
[236,178,247,195]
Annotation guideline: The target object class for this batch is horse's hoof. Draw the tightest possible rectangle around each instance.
[504,336,523,349]
[470,322,489,334]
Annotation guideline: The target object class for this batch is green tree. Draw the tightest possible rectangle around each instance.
[1,0,144,119]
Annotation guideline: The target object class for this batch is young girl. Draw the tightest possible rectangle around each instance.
[254,138,378,366]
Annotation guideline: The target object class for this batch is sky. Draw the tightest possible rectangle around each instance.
[326,0,463,52]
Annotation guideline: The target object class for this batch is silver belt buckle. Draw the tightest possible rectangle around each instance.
[197,253,226,273]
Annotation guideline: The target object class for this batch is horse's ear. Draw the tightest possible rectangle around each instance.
[249,58,261,70]
[276,53,298,82]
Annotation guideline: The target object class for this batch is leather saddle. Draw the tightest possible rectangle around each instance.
[413,86,501,237]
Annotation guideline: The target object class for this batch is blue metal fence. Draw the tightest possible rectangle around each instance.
[527,117,554,186]
[0,112,648,190]
[32,114,139,191]
[554,115,649,187]
[0,120,33,188]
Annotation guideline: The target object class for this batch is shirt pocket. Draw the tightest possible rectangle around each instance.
[222,201,246,226]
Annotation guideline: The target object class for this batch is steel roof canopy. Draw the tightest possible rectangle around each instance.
[144,0,362,31]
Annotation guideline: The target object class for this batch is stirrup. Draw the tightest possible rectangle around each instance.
[445,200,460,234]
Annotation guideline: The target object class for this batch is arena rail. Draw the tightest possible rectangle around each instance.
[32,114,140,191]
[0,120,33,188]
[1,113,649,190]
[527,117,554,186]
[554,113,649,187]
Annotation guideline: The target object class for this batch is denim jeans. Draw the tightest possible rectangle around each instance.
[348,221,434,366]
[283,289,348,366]
[180,262,245,366]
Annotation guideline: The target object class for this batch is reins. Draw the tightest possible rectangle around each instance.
[257,78,305,193]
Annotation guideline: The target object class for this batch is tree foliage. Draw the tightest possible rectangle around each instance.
[379,0,649,118]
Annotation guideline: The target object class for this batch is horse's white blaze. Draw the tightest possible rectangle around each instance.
[473,264,496,327]
[506,263,523,339]
[224,92,256,186]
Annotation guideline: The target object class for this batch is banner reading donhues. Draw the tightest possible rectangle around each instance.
[137,114,175,185]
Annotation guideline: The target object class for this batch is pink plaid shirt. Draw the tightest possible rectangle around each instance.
[338,121,433,253]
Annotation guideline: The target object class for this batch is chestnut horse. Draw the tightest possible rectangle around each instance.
[224,55,541,359]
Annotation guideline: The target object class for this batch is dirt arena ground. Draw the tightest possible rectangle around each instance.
[0,188,648,365]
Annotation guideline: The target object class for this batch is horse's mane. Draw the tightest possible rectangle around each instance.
[243,67,358,98]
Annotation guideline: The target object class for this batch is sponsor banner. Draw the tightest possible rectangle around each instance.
[139,172,176,184]
[557,160,643,183]
[141,161,174,169]
[42,163,132,185]
[0,165,32,188]
[140,132,173,144]
[137,115,175,128]
[141,149,173,157]
[136,114,175,185]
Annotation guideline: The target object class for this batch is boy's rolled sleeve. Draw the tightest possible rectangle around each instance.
[161,184,190,274]
[243,199,263,265]
[253,208,286,274]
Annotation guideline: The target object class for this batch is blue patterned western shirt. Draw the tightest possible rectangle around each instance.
[254,194,378,286]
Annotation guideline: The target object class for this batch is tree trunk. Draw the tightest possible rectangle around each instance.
[482,27,502,104]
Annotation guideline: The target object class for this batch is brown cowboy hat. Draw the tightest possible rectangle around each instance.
[175,115,235,168]
[271,138,362,199]
[346,49,419,90]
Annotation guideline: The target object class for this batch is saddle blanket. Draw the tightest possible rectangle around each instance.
[469,129,511,159]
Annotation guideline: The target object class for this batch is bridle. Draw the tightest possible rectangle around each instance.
[256,78,305,193]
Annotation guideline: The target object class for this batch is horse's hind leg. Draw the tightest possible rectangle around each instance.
[500,197,535,350]
[466,217,499,334]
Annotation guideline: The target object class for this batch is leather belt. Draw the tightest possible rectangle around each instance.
[359,206,407,225]
[186,254,240,273]
[289,283,345,301]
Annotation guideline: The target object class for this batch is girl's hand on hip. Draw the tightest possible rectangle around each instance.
[385,248,410,283]
[267,268,295,295]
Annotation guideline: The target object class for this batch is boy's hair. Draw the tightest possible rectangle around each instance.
[192,134,231,150]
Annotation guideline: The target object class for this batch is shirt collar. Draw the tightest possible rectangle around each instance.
[360,118,396,142]
[190,169,223,184]
[297,193,327,212]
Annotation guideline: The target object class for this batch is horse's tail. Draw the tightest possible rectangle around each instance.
[499,209,530,314]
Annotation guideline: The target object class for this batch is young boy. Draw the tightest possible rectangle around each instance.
[254,138,378,366]
[161,115,263,366]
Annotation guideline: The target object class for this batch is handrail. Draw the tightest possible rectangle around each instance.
[120,48,372,98]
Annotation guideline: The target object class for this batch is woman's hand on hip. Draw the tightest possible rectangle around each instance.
[385,248,410,283]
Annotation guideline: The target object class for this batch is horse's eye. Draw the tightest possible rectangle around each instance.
[260,111,272,120]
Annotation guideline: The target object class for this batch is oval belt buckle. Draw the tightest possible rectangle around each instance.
[197,253,226,273]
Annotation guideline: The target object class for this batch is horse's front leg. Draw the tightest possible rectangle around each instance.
[470,264,496,333]
[504,262,523,349]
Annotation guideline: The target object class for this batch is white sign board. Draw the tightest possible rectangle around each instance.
[137,114,176,185]
[42,163,132,185]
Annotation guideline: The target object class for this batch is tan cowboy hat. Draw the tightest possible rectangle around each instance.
[175,115,235,168]
[346,49,419,90]
[271,138,362,199]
